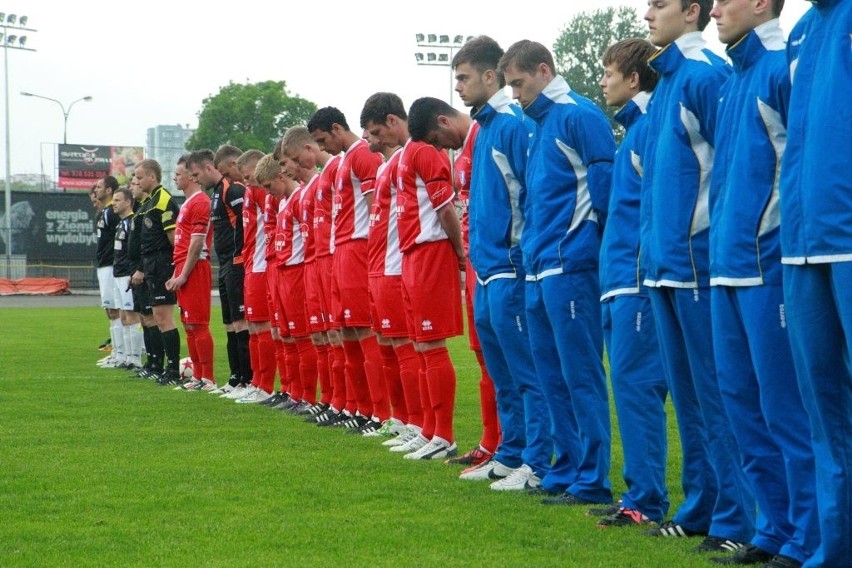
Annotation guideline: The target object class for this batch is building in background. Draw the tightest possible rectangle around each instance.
[146,124,195,194]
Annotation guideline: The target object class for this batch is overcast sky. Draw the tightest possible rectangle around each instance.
[4,0,810,180]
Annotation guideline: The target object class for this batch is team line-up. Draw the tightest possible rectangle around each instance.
[88,1,849,567]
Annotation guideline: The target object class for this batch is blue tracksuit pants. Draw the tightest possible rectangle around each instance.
[474,277,552,477]
[648,286,755,543]
[783,263,852,568]
[526,269,612,503]
[602,294,669,522]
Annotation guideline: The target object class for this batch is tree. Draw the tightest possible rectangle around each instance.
[552,7,647,123]
[186,80,317,152]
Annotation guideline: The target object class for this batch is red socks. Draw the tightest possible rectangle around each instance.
[475,349,500,453]
[423,346,456,443]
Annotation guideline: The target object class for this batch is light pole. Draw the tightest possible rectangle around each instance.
[21,92,93,144]
[2,12,36,278]
[414,34,472,187]
[413,34,472,107]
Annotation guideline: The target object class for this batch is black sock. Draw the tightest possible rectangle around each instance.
[147,325,164,372]
[226,331,239,378]
[162,328,180,372]
[236,329,251,385]
[142,326,153,369]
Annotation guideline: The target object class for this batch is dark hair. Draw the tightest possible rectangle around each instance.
[214,145,242,168]
[408,97,458,142]
[680,0,713,31]
[103,175,119,192]
[136,159,162,182]
[770,0,785,16]
[452,35,506,87]
[185,149,215,169]
[498,40,556,77]
[114,188,133,203]
[602,39,659,92]
[307,106,349,133]
[176,154,190,167]
[360,92,407,129]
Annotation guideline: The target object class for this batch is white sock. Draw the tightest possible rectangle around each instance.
[110,318,124,363]
[128,323,144,366]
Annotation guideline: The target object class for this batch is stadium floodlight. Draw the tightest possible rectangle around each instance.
[415,33,424,43]
[414,52,424,63]
[2,15,38,278]
[438,53,448,63]
[453,35,463,44]
[427,52,436,62]
[427,33,437,43]
[439,34,449,44]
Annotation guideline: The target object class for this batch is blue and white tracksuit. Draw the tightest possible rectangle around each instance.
[522,75,614,503]
[710,20,817,564]
[600,91,669,522]
[779,2,852,565]
[469,90,552,479]
[642,31,755,543]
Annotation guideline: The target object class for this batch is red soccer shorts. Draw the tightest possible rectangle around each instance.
[402,241,463,342]
[265,264,280,330]
[277,263,310,338]
[176,260,211,325]
[244,271,270,322]
[331,240,371,328]
[304,259,327,333]
[369,274,410,339]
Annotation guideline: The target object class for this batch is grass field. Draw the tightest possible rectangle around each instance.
[0,305,707,567]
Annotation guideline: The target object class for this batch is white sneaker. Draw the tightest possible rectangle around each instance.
[389,433,428,453]
[383,425,418,447]
[213,384,235,395]
[490,464,540,491]
[176,379,200,391]
[97,356,119,368]
[459,459,516,481]
[96,354,112,365]
[198,379,217,392]
[236,388,271,404]
[225,385,252,400]
[404,436,458,460]
[364,417,405,438]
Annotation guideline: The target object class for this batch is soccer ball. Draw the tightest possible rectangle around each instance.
[179,357,195,380]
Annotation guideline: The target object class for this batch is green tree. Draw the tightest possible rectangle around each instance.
[552,7,647,122]
[186,80,317,152]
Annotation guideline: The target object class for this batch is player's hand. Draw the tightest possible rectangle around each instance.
[131,270,144,287]
[165,275,185,291]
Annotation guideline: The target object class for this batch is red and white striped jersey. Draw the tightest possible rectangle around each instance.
[263,192,280,262]
[173,190,211,265]
[369,149,403,277]
[332,139,382,246]
[315,155,340,258]
[455,122,479,255]
[300,173,320,264]
[396,139,454,253]
[241,185,269,273]
[274,187,305,267]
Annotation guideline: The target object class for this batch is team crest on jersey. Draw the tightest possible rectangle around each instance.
[381,318,391,329]
[289,321,296,330]
[144,217,153,228]
[457,170,467,187]
[421,319,433,331]
[344,309,351,320]
[310,315,319,325]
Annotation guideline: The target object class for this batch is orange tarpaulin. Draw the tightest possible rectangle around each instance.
[0,278,71,296]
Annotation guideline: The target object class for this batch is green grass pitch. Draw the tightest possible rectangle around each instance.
[0,305,704,567]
